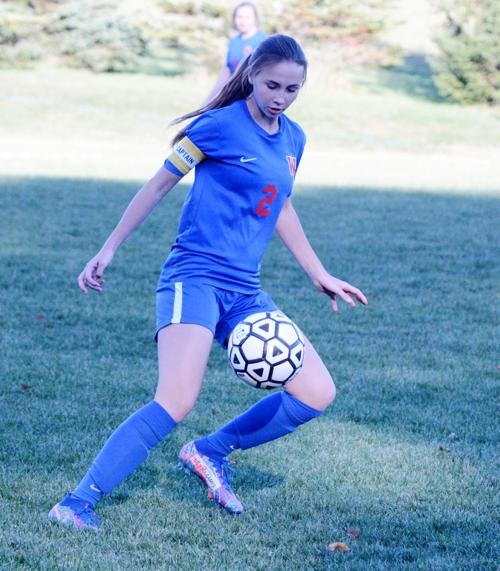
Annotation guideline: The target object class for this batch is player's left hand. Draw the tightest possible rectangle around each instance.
[314,275,368,312]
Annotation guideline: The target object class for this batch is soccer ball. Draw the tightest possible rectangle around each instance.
[227,311,305,389]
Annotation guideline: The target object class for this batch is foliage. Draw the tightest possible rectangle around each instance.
[432,0,499,104]
[0,0,393,74]
[0,1,44,68]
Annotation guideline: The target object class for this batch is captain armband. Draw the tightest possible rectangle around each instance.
[167,136,205,175]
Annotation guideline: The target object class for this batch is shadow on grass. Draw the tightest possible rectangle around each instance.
[1,175,498,570]
[1,174,498,468]
[369,52,446,103]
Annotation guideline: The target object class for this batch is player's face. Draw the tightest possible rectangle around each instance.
[248,61,305,128]
[234,5,258,35]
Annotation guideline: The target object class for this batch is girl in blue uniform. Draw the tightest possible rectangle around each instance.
[205,2,267,103]
[49,34,367,530]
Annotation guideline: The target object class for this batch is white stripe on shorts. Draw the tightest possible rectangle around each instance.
[172,282,183,323]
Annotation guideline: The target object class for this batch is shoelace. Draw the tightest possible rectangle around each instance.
[210,457,236,484]
[73,503,98,521]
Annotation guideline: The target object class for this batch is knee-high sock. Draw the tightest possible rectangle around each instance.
[195,392,322,459]
[71,400,176,506]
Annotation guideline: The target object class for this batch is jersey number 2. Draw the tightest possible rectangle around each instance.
[256,184,277,217]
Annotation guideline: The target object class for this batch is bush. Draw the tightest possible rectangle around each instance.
[45,0,190,74]
[432,0,499,104]
[0,0,393,74]
[0,3,44,68]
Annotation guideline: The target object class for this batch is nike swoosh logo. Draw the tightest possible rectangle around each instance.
[90,484,101,493]
[240,156,257,163]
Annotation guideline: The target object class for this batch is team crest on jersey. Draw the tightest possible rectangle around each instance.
[286,155,297,177]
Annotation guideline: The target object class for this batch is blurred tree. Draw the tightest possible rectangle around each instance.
[432,0,499,104]
[0,1,44,68]
[0,0,393,74]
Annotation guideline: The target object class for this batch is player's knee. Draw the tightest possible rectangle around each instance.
[311,378,336,410]
[154,386,198,422]
[323,379,336,407]
[287,374,336,411]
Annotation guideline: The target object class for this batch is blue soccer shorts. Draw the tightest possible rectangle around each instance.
[156,280,278,347]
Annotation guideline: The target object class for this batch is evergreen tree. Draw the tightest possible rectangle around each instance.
[433,0,499,104]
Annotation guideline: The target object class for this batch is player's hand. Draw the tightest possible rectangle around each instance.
[315,275,368,312]
[78,249,114,294]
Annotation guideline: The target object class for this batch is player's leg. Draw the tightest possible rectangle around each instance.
[154,323,213,421]
[182,336,333,515]
[282,337,336,409]
[177,288,275,515]
[49,324,213,530]
[47,393,178,531]
[49,280,217,530]
[194,335,333,458]
[180,293,334,513]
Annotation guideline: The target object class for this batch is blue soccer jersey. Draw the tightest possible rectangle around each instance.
[226,31,267,74]
[162,99,306,293]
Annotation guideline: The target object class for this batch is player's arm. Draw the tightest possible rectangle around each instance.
[78,166,181,294]
[275,197,368,311]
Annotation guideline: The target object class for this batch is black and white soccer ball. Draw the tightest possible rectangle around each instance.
[227,311,305,390]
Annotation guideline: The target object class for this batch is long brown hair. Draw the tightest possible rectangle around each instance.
[170,34,307,146]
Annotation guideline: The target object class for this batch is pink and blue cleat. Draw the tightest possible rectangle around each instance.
[179,440,244,515]
[48,494,102,531]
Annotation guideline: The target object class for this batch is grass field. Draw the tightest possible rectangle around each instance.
[0,66,499,569]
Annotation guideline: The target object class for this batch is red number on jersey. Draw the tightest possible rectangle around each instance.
[256,184,277,217]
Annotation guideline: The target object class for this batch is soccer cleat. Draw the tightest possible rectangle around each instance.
[179,441,244,515]
[48,493,102,531]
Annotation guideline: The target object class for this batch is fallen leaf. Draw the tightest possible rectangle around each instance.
[20,383,32,391]
[346,528,360,540]
[328,542,349,553]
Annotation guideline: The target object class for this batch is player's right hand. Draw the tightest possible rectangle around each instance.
[78,250,114,294]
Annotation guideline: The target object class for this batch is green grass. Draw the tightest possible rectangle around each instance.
[0,66,499,569]
[1,176,498,570]
[1,66,499,155]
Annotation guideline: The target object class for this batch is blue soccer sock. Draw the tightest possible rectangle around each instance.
[70,400,176,507]
[195,392,322,460]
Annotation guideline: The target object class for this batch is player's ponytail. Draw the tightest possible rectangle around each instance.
[171,34,307,146]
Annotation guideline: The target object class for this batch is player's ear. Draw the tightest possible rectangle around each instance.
[245,68,254,86]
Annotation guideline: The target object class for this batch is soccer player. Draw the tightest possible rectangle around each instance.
[48,34,368,530]
[204,2,267,104]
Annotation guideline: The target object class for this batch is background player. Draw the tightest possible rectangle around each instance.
[204,2,267,103]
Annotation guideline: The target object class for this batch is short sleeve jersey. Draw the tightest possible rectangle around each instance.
[226,31,267,74]
[162,99,306,293]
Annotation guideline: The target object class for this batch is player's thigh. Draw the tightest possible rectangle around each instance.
[284,337,336,411]
[155,323,214,421]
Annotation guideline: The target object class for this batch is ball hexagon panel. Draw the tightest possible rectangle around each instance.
[246,361,271,383]
[229,346,246,371]
[265,337,290,365]
[272,360,296,383]
[240,335,265,362]
[289,343,304,368]
[250,317,277,340]
[277,322,301,345]
[231,322,251,346]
